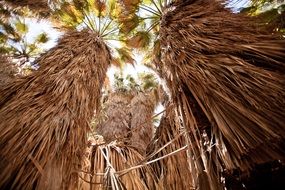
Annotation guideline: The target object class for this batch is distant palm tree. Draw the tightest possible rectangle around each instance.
[96,72,159,154]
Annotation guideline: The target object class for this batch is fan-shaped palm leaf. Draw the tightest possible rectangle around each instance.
[54,0,135,67]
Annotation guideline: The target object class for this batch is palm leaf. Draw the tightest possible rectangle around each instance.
[126,31,151,49]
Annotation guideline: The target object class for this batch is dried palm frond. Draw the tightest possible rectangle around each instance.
[3,0,50,15]
[96,90,157,155]
[130,91,157,154]
[147,105,195,190]
[79,141,158,190]
[0,29,111,189]
[156,0,285,188]
[0,55,17,89]
[96,91,134,143]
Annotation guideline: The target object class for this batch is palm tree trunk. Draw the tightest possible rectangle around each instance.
[158,0,285,189]
[0,29,111,189]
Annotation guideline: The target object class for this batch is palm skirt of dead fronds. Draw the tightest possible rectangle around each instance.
[96,91,156,154]
[96,92,134,144]
[5,0,49,12]
[0,30,111,189]
[147,105,195,190]
[156,0,285,188]
[78,141,158,190]
[0,55,17,89]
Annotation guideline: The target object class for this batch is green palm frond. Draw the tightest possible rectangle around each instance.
[0,17,51,66]
[54,0,135,68]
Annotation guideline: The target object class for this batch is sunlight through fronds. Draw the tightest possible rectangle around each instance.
[54,0,135,67]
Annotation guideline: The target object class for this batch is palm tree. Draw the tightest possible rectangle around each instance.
[121,0,285,189]
[241,0,285,33]
[96,91,134,143]
[96,72,159,154]
[0,16,51,68]
[159,0,285,189]
[0,27,112,190]
[83,72,160,189]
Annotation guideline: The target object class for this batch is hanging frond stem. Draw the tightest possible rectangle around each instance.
[82,19,93,31]
[83,11,97,31]
[101,19,113,36]
[158,0,163,9]
[140,5,161,17]
[117,145,188,176]
[151,109,166,119]
[147,20,159,32]
[141,16,160,20]
[151,0,162,15]
[101,28,119,38]
[98,14,101,34]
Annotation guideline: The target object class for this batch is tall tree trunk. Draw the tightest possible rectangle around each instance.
[0,30,111,189]
[157,0,285,189]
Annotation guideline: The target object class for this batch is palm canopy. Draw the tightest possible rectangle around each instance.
[0,3,56,74]
[52,0,136,67]
[0,0,284,189]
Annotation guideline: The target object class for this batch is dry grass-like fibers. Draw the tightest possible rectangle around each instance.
[0,55,17,89]
[0,30,111,189]
[78,142,158,190]
[96,91,133,143]
[4,0,48,10]
[96,90,156,154]
[130,91,156,154]
[157,0,285,188]
[148,106,194,190]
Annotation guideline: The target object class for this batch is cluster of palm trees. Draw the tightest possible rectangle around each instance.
[0,0,284,189]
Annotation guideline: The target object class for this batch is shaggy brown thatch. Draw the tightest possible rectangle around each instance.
[0,55,17,89]
[130,91,156,154]
[148,105,194,190]
[4,0,48,8]
[3,0,55,15]
[156,0,285,188]
[96,90,157,154]
[0,29,111,189]
[96,91,134,143]
[79,142,158,190]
